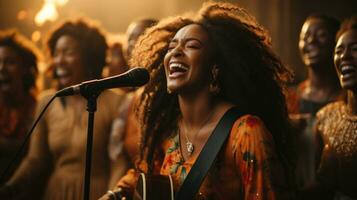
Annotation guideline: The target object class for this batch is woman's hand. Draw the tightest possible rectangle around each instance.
[116,169,137,193]
[98,169,138,200]
[98,188,127,200]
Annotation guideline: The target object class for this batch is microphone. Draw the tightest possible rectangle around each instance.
[56,67,149,97]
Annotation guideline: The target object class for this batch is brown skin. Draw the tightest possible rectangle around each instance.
[298,29,357,200]
[290,18,341,130]
[0,46,32,160]
[53,35,88,107]
[164,24,233,160]
[0,46,28,105]
[298,18,340,102]
[106,43,128,77]
[99,23,235,200]
[334,29,357,114]
[53,35,87,89]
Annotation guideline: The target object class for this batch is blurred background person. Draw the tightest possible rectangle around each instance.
[0,30,40,185]
[287,14,343,189]
[0,19,128,200]
[126,18,158,59]
[108,18,158,169]
[102,36,128,78]
[314,16,357,200]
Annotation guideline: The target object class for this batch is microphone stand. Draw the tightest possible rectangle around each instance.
[82,90,100,200]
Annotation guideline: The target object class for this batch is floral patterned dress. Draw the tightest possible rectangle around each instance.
[158,115,289,200]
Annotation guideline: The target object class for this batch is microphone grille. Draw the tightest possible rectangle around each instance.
[129,67,150,86]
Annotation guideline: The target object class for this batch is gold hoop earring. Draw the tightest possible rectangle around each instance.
[209,65,220,95]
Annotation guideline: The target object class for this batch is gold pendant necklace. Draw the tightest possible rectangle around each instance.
[186,141,194,155]
[181,111,214,156]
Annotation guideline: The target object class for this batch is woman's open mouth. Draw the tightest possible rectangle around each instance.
[0,74,11,90]
[340,65,357,81]
[169,62,188,78]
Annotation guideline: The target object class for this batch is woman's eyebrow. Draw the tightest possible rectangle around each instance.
[183,37,203,44]
[169,37,203,44]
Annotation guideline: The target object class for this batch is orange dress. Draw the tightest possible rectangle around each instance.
[157,115,289,200]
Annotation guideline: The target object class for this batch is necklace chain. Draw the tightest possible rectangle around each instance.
[180,111,214,156]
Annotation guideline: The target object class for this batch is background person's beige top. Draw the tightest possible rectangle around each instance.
[7,89,129,200]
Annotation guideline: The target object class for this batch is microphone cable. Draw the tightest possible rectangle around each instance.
[0,94,56,183]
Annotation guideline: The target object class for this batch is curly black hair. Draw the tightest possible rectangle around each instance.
[132,1,296,186]
[46,19,108,80]
[0,30,40,93]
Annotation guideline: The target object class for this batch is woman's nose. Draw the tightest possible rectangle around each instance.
[306,34,316,44]
[340,48,352,61]
[171,45,184,57]
[53,53,65,65]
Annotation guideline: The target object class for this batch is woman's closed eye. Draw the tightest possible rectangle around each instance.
[185,40,202,49]
[167,43,177,52]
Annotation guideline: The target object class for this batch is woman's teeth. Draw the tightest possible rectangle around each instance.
[341,65,356,75]
[56,68,70,77]
[169,63,188,74]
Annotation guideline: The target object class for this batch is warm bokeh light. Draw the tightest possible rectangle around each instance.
[34,0,69,26]
[31,30,41,42]
[56,0,69,6]
[17,10,28,21]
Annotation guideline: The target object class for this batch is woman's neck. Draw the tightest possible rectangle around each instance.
[178,90,216,127]
[347,90,357,116]
[307,66,337,90]
[305,67,340,101]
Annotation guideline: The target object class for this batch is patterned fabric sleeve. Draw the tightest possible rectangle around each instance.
[232,115,286,200]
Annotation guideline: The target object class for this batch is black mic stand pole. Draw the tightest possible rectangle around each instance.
[82,90,100,200]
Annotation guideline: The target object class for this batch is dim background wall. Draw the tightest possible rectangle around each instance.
[0,0,356,83]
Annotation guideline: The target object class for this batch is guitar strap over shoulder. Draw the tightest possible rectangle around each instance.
[175,107,245,200]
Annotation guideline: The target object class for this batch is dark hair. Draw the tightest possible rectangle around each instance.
[133,1,295,185]
[336,15,357,40]
[0,30,39,93]
[306,13,340,37]
[136,18,158,28]
[46,19,107,79]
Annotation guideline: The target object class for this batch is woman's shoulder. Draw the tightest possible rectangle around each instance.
[230,114,270,135]
[229,114,274,152]
[316,101,345,120]
[34,89,57,109]
[315,101,346,141]
[37,89,57,101]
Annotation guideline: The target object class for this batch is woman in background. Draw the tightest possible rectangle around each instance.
[0,30,40,184]
[314,16,357,200]
[288,14,342,188]
[0,19,127,200]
